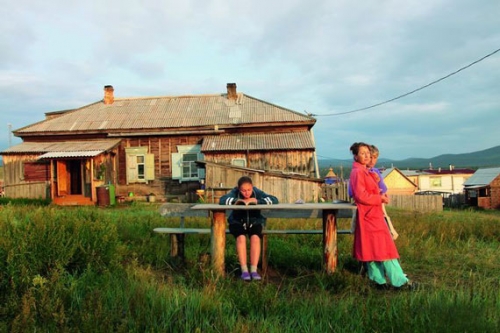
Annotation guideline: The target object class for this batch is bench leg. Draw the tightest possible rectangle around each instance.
[261,234,268,274]
[211,211,226,276]
[323,209,338,274]
[170,234,185,259]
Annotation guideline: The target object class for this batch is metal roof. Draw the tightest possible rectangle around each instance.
[38,150,106,159]
[1,139,121,155]
[15,93,315,135]
[201,132,315,151]
[463,167,500,186]
[400,170,427,177]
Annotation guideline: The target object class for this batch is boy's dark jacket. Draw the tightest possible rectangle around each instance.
[219,187,279,225]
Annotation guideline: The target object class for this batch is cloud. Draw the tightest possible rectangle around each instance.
[1,0,499,162]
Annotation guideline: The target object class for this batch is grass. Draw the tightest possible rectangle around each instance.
[0,203,499,332]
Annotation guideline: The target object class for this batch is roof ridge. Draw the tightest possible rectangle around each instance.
[113,93,225,101]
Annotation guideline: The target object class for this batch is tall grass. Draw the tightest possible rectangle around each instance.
[0,204,499,332]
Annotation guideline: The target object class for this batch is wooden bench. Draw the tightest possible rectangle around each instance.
[155,203,355,273]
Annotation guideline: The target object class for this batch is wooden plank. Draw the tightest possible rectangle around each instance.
[158,203,208,217]
[154,228,352,235]
[154,228,212,234]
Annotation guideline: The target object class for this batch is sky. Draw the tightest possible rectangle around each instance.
[1,0,499,161]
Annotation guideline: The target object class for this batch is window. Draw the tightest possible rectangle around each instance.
[136,155,145,179]
[172,145,204,182]
[430,177,442,188]
[231,158,247,167]
[182,153,199,178]
[126,147,154,184]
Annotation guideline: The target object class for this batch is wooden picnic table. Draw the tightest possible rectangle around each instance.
[190,203,356,276]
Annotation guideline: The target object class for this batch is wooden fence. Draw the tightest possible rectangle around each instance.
[388,194,443,212]
[322,182,443,212]
[321,182,350,202]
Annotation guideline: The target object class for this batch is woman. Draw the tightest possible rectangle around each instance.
[349,142,415,290]
[219,176,279,281]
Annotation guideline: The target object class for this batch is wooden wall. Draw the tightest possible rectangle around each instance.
[205,150,315,176]
[113,136,317,199]
[204,163,322,203]
[2,155,50,199]
[490,175,500,209]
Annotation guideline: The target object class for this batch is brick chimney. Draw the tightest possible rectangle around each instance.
[226,83,237,101]
[103,85,114,105]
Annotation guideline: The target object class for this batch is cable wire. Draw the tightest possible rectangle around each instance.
[314,47,500,117]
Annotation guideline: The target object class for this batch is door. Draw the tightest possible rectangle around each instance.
[57,161,69,196]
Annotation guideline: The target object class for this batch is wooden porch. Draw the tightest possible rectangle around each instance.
[52,195,94,206]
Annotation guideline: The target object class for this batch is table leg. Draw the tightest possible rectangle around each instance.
[323,209,338,274]
[211,210,226,276]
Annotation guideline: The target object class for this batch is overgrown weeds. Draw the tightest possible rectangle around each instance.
[0,205,498,332]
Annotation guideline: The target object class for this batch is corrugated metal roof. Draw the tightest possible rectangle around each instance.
[201,132,315,151]
[1,139,121,154]
[16,93,315,134]
[463,167,500,186]
[38,150,106,159]
[400,170,427,177]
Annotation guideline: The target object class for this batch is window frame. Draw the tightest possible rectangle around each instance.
[125,147,154,184]
[172,145,204,182]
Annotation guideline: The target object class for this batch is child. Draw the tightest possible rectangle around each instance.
[368,145,399,240]
[219,176,279,281]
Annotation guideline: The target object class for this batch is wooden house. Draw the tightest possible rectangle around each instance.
[463,167,500,209]
[380,167,417,195]
[1,84,321,205]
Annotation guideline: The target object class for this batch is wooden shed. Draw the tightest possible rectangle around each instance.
[463,167,500,209]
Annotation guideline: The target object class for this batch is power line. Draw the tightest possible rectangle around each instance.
[314,47,500,117]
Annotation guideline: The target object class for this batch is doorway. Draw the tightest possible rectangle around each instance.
[56,160,83,196]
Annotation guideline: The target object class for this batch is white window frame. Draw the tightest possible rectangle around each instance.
[125,147,155,184]
[172,145,204,182]
[430,176,442,188]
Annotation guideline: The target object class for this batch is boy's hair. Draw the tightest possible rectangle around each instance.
[237,176,253,188]
[369,145,379,156]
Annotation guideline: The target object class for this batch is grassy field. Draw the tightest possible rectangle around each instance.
[0,202,498,332]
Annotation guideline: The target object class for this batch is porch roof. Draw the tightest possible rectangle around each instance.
[38,150,107,159]
[1,139,121,155]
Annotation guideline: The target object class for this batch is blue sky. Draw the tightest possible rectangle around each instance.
[1,0,499,160]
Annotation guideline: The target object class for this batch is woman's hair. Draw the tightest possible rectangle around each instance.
[350,142,370,156]
[237,176,253,188]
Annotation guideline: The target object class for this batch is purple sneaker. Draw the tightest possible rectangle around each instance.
[240,272,251,281]
[250,272,262,281]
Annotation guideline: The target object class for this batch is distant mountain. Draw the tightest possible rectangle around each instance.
[318,145,500,176]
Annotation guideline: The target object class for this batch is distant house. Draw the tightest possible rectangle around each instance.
[1,84,321,205]
[381,167,417,195]
[400,166,475,194]
[416,166,475,194]
[463,167,500,209]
